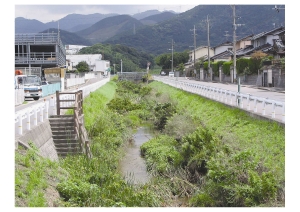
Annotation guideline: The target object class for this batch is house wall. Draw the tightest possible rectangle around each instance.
[215,45,232,55]
[266,34,279,45]
[189,47,214,61]
[236,40,251,49]
[65,45,88,55]
[66,54,103,67]
[95,60,110,72]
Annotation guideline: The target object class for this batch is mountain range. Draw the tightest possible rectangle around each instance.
[15,5,285,56]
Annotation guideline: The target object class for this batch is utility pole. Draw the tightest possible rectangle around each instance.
[206,15,211,81]
[120,59,123,73]
[113,64,115,75]
[232,5,244,83]
[169,39,174,72]
[200,16,211,80]
[233,5,236,83]
[190,25,197,78]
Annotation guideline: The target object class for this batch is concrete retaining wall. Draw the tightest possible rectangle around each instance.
[15,119,59,161]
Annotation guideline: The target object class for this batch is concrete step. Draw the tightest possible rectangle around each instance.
[49,115,74,119]
[51,130,76,135]
[55,146,81,151]
[50,123,74,129]
[53,138,78,144]
[55,143,80,148]
[50,126,75,131]
[57,151,82,157]
[52,134,77,140]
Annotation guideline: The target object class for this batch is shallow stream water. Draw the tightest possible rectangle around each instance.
[119,127,152,184]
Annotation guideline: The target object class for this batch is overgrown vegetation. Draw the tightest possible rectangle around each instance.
[140,81,285,207]
[15,78,284,207]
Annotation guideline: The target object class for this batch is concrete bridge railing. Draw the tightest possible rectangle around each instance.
[15,78,110,136]
[154,76,285,123]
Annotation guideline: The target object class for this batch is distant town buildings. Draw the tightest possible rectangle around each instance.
[65,45,89,55]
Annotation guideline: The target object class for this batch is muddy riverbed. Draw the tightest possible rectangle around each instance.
[119,127,152,184]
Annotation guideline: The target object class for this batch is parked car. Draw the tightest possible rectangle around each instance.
[169,71,174,77]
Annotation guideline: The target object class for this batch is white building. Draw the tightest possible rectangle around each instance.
[66,54,111,74]
[65,45,89,55]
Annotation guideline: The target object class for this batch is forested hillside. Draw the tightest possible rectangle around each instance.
[79,43,155,72]
[104,5,285,55]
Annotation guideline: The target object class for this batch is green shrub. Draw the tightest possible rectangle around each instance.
[140,135,183,173]
[153,102,177,131]
[222,61,232,75]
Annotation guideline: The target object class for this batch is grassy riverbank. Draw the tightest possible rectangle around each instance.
[15,78,285,207]
[141,81,285,206]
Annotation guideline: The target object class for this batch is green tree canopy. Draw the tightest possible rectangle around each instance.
[76,61,90,72]
[155,51,189,69]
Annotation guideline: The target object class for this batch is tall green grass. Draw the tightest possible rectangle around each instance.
[142,81,285,206]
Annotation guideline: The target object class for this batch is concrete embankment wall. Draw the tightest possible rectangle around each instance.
[16,120,59,161]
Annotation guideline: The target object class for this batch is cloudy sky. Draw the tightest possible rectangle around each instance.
[13,0,283,23]
[15,1,199,23]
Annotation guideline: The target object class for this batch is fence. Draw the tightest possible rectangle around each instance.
[154,76,285,123]
[42,83,61,97]
[15,77,110,135]
[65,77,85,88]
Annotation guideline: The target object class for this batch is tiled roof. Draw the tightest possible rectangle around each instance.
[237,34,253,42]
[210,50,232,60]
[252,27,284,40]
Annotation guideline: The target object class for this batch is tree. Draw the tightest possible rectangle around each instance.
[177,63,185,76]
[155,51,189,69]
[76,61,90,72]
[249,51,267,74]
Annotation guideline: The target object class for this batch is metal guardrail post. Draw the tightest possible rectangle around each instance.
[247,95,250,110]
[34,108,38,126]
[39,105,44,122]
[26,111,30,131]
[18,114,23,135]
[44,99,49,119]
[271,102,276,118]
[262,101,266,115]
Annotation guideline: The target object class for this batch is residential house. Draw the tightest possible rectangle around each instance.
[65,45,89,55]
[210,27,285,62]
[185,46,214,69]
[214,41,233,55]
[66,54,110,75]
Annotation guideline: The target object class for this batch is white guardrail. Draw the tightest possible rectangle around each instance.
[15,78,110,135]
[154,76,285,123]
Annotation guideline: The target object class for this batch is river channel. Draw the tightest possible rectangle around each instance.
[119,127,152,184]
